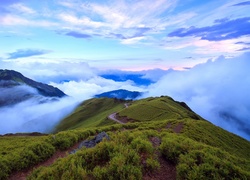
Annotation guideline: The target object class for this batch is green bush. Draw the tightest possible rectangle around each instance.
[177,148,250,179]
[0,158,10,180]
[145,156,160,172]
[159,134,198,164]
[28,140,142,180]
[130,137,154,154]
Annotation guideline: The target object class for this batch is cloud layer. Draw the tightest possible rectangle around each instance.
[144,52,250,140]
[7,49,52,59]
[168,17,250,41]
[0,86,79,134]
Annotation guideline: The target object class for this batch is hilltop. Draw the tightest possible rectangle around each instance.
[0,69,66,106]
[54,96,202,132]
[0,96,250,179]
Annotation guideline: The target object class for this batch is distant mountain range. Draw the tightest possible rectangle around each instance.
[0,69,66,106]
[95,89,142,100]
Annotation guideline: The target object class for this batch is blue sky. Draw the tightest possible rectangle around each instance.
[1,0,250,71]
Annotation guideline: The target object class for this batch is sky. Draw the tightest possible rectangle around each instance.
[0,0,250,140]
[0,0,250,70]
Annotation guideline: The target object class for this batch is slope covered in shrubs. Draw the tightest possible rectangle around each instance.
[1,97,250,179]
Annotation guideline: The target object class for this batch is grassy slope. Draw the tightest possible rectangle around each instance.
[1,97,250,179]
[118,96,202,121]
[54,98,126,132]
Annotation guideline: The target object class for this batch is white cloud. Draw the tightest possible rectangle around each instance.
[58,13,105,28]
[162,36,250,55]
[50,76,145,101]
[144,52,250,140]
[121,36,146,45]
[10,3,36,14]
[0,96,78,134]
[0,14,58,27]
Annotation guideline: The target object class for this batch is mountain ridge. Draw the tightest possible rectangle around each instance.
[0,69,66,107]
[0,69,66,98]
[1,95,250,179]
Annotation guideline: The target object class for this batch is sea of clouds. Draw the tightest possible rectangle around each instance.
[143,53,250,140]
[0,53,249,140]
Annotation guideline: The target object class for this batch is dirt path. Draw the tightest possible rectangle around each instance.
[143,137,176,180]
[107,103,130,124]
[108,112,126,124]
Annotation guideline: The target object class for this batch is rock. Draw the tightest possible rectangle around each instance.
[94,131,111,143]
[70,132,110,154]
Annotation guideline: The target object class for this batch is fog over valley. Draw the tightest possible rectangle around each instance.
[0,53,250,140]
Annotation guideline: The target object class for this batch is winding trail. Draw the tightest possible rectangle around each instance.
[107,103,130,124]
[108,112,125,124]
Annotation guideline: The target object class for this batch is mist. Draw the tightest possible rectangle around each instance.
[144,53,250,140]
[0,86,79,134]
[50,76,146,100]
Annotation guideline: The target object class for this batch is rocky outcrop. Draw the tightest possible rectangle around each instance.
[70,132,110,154]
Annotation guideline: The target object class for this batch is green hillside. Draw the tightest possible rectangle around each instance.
[54,98,126,132]
[1,96,250,180]
[117,96,202,122]
[55,96,202,132]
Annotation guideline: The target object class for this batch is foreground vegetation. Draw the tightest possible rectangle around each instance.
[1,97,250,179]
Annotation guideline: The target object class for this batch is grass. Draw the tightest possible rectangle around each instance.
[118,96,202,121]
[26,125,250,180]
[1,96,250,179]
[0,136,55,179]
[159,134,250,179]
[54,98,126,132]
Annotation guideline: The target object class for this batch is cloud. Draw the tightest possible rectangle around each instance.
[55,0,179,44]
[140,68,175,82]
[235,41,250,45]
[7,49,52,59]
[0,66,146,135]
[237,47,250,51]
[58,13,105,28]
[144,52,250,140]
[9,3,36,14]
[0,14,58,27]
[121,36,146,45]
[0,95,79,134]
[232,1,250,6]
[168,17,250,41]
[0,61,97,84]
[65,31,92,39]
[50,76,145,100]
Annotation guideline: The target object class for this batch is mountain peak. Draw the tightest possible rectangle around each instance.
[0,69,66,98]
